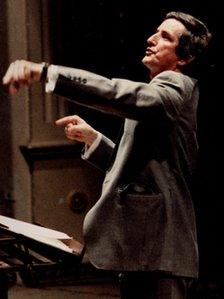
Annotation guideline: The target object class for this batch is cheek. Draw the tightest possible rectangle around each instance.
[158,49,177,62]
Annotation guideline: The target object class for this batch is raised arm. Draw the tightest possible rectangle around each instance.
[3,60,196,122]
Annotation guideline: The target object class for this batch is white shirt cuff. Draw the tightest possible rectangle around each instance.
[82,132,102,160]
[45,65,59,93]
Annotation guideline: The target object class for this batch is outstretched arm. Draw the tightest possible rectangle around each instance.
[3,60,190,122]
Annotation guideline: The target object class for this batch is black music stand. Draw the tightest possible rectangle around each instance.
[0,215,85,298]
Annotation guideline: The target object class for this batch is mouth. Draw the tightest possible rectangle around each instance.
[145,48,156,56]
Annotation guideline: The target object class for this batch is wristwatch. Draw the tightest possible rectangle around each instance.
[40,62,49,82]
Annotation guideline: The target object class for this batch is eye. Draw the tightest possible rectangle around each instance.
[161,32,172,41]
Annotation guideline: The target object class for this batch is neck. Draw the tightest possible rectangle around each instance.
[149,67,181,79]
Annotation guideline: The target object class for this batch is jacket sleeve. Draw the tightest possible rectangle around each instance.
[51,66,195,122]
[82,134,115,172]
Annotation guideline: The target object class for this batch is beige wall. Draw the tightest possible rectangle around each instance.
[0,0,103,244]
[0,1,13,215]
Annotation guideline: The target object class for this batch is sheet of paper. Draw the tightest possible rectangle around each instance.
[0,215,77,254]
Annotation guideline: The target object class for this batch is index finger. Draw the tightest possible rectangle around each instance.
[55,116,77,126]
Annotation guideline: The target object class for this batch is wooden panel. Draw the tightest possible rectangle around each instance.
[32,157,103,243]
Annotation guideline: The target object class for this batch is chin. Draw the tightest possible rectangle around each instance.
[142,57,151,69]
[142,56,148,65]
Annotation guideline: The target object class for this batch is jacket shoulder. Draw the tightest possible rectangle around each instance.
[153,71,197,88]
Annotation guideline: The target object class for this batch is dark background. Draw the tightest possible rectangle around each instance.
[46,0,223,278]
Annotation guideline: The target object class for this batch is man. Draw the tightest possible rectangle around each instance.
[3,11,211,299]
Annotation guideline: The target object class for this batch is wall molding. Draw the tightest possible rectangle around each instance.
[20,141,82,166]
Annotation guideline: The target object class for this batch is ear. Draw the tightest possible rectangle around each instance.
[177,55,195,67]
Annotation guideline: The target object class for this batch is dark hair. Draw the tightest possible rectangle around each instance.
[165,11,212,77]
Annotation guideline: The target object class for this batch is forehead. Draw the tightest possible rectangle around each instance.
[158,18,187,37]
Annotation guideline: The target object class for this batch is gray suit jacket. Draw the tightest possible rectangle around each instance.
[52,67,199,278]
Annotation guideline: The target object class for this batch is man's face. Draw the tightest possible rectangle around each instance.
[142,18,187,78]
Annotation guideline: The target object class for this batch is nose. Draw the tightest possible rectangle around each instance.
[147,33,158,45]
